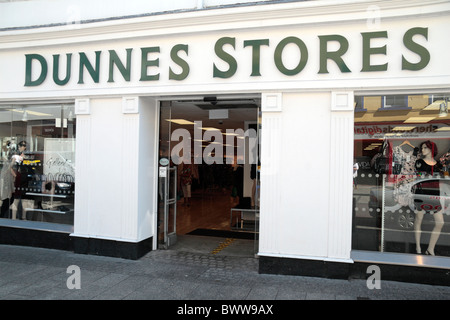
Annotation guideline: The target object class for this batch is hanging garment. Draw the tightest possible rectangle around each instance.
[393,146,418,207]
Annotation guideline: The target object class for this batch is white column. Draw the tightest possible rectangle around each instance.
[72,96,158,246]
[73,98,91,236]
[120,97,140,240]
[136,97,159,246]
[258,93,283,255]
[327,91,354,262]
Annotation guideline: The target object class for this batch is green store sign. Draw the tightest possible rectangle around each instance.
[24,27,430,87]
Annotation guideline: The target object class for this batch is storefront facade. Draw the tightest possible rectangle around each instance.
[1,0,449,284]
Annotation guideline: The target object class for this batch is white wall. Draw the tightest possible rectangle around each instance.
[73,96,158,243]
[137,97,159,243]
[259,91,353,261]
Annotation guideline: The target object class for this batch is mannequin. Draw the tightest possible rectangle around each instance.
[414,140,445,255]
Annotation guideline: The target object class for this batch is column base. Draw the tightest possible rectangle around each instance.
[71,235,153,260]
[259,255,450,286]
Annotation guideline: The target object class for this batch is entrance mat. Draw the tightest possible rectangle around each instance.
[187,229,258,240]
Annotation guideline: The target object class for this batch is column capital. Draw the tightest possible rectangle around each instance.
[122,96,140,114]
[331,91,354,112]
[262,92,282,112]
[75,98,90,115]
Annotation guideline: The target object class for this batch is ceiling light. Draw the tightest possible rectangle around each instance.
[7,109,52,117]
[166,119,195,125]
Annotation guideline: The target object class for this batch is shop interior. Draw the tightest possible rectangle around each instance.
[0,104,76,226]
[157,96,260,251]
[352,94,450,258]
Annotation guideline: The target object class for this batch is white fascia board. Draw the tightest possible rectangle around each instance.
[1,76,449,102]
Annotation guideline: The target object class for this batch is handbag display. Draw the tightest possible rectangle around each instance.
[372,140,391,174]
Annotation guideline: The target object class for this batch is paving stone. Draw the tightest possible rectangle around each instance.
[1,243,450,301]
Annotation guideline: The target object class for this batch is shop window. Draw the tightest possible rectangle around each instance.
[0,104,75,227]
[354,96,367,112]
[352,93,450,258]
[379,95,411,111]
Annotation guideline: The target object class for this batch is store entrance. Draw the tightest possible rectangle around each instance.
[157,95,260,255]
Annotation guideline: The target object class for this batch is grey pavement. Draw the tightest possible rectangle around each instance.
[0,235,450,301]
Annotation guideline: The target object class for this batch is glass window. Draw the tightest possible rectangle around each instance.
[353,93,450,257]
[0,103,75,227]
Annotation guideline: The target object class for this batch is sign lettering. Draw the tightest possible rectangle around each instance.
[24,27,430,87]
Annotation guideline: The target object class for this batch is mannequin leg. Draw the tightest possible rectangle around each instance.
[414,210,425,254]
[426,212,444,256]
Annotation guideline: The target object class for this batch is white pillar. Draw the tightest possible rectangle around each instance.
[73,98,91,235]
[259,93,283,255]
[327,91,354,262]
[71,96,159,257]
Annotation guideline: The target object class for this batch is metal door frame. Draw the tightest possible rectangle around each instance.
[158,102,177,249]
[162,166,177,248]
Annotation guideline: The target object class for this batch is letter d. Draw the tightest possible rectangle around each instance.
[25,54,48,86]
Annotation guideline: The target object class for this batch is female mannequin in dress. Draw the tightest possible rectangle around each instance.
[414,140,445,255]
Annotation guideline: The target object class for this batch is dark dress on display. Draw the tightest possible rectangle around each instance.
[415,159,443,175]
[413,159,443,213]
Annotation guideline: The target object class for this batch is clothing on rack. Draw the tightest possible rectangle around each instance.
[392,145,418,207]
[439,151,450,175]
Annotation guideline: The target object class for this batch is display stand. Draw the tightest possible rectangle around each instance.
[25,192,73,222]
[230,207,259,230]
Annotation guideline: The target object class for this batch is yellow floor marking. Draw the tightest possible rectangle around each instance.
[210,238,235,254]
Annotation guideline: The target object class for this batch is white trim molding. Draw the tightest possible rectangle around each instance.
[331,91,354,112]
[122,96,140,114]
[261,92,282,113]
[75,98,90,115]
[2,0,448,49]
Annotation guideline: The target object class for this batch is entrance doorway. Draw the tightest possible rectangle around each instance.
[157,95,261,255]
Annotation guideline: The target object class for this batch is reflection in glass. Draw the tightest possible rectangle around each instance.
[353,94,450,257]
[0,104,76,226]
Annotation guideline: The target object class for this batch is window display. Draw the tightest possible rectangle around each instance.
[353,94,450,257]
[0,104,75,227]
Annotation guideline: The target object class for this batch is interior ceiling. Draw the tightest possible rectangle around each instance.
[165,97,260,132]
